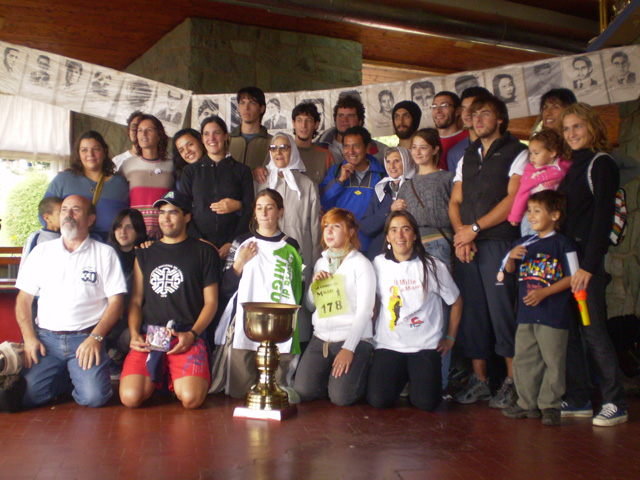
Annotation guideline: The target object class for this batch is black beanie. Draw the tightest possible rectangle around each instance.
[392,101,422,135]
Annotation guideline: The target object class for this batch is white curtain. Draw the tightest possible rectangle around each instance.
[0,94,70,169]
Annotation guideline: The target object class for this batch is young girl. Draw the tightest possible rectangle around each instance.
[367,211,462,411]
[557,103,627,426]
[218,189,303,399]
[360,146,415,260]
[106,209,148,366]
[508,128,570,236]
[293,208,376,406]
[398,128,454,267]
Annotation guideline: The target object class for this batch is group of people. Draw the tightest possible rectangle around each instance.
[10,83,637,428]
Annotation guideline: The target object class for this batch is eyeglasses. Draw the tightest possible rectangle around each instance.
[430,102,453,111]
[269,145,291,153]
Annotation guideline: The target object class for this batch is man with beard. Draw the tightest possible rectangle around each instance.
[291,102,335,185]
[392,100,422,150]
[14,195,126,408]
[229,86,272,171]
[119,191,219,409]
[449,94,527,410]
[431,91,468,171]
[446,87,491,172]
[113,111,143,170]
[316,95,388,166]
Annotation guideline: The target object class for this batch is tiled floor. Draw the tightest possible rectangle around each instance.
[1,390,639,480]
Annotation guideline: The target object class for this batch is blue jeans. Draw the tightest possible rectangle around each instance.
[21,328,113,408]
[424,236,453,387]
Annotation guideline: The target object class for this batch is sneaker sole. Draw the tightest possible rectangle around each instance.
[593,414,628,427]
[561,410,593,418]
[542,418,561,426]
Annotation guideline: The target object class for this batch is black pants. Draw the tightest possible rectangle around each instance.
[565,265,626,408]
[367,348,442,411]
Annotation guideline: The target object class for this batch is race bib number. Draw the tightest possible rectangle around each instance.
[312,274,348,318]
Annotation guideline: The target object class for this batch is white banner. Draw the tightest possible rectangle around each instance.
[2,40,639,141]
[0,41,191,137]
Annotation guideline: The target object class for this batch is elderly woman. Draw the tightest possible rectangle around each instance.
[360,146,415,260]
[44,130,129,241]
[256,132,321,347]
[179,116,253,259]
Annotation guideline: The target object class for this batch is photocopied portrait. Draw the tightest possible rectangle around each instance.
[490,67,529,118]
[114,77,157,124]
[0,42,27,94]
[605,47,640,103]
[561,53,609,106]
[19,51,60,104]
[54,59,91,110]
[524,60,564,114]
[81,67,123,120]
[406,77,443,128]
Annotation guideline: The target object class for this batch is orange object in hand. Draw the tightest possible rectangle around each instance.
[574,290,590,326]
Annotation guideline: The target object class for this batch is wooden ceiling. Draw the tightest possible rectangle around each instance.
[0,0,620,141]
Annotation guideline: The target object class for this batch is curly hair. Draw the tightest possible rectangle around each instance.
[133,114,169,161]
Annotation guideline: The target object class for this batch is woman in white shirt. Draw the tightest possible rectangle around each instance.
[367,210,462,411]
[293,208,376,406]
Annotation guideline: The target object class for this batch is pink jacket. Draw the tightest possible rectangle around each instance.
[508,157,571,223]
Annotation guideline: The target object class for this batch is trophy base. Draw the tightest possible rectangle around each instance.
[233,405,298,421]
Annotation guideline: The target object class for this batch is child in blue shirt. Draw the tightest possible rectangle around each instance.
[501,190,576,426]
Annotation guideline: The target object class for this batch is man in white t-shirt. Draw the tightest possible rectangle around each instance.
[15,195,126,408]
[113,110,143,170]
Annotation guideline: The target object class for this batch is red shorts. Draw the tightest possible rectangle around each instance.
[121,337,210,390]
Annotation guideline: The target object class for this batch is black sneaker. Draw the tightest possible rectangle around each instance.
[541,408,561,426]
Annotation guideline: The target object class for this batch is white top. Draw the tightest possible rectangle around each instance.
[232,236,300,352]
[306,250,375,352]
[113,150,134,171]
[16,237,126,331]
[373,254,459,353]
[453,148,528,183]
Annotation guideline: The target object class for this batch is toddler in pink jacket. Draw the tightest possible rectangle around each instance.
[509,128,570,236]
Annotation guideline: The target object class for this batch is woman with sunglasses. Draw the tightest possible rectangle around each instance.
[256,132,322,349]
[179,116,254,259]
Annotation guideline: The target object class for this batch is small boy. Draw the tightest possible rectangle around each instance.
[19,197,62,270]
[501,190,577,426]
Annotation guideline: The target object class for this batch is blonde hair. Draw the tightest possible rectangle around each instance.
[561,102,611,156]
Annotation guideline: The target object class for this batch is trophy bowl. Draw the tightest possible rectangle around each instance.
[241,302,300,412]
[243,302,300,343]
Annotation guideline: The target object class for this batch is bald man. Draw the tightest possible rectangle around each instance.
[15,195,126,408]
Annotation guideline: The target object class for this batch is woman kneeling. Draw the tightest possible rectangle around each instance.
[367,211,462,411]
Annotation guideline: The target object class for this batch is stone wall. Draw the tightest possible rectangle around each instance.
[606,96,640,318]
[72,18,362,155]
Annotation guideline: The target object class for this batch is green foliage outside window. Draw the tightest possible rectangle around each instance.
[3,172,50,247]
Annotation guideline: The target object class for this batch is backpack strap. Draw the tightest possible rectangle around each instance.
[586,152,608,194]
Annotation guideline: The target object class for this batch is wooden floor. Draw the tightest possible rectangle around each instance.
[1,388,639,480]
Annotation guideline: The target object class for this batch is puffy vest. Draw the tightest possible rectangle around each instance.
[460,132,526,241]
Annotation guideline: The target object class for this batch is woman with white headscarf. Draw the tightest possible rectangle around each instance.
[360,146,416,260]
[255,132,321,348]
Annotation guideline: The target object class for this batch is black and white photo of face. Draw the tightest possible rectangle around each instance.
[167,90,182,111]
[3,47,18,73]
[91,71,112,97]
[411,82,435,112]
[64,61,82,86]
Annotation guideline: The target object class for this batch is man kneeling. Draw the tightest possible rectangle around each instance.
[119,191,219,409]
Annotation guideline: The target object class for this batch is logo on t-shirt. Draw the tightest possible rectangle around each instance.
[80,267,98,285]
[150,264,184,297]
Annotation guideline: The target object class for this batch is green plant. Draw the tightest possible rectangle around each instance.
[4,172,50,246]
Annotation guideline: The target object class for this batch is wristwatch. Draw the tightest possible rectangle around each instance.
[471,223,481,233]
[90,333,104,342]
